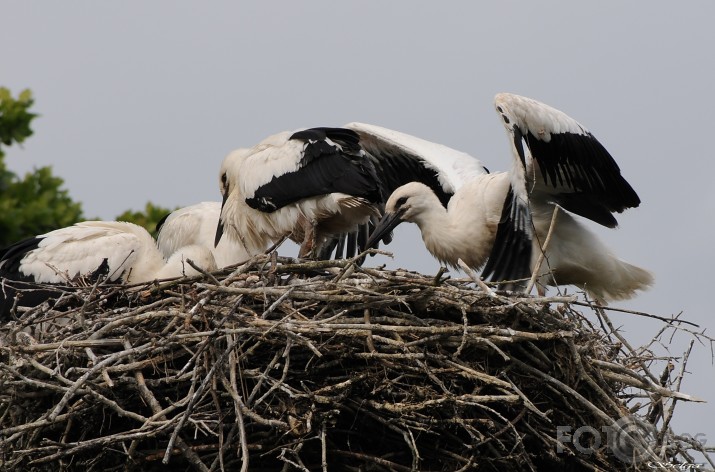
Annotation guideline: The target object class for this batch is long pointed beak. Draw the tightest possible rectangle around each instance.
[214,220,225,248]
[215,193,228,247]
[365,210,404,249]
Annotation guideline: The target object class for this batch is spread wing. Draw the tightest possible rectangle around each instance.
[246,127,383,213]
[494,92,640,228]
[326,122,489,260]
[483,92,641,282]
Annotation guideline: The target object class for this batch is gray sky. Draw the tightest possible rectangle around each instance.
[4,1,714,457]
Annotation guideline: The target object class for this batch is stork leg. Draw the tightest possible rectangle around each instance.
[298,217,318,259]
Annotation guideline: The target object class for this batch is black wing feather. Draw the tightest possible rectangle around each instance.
[290,127,362,165]
[481,186,532,283]
[525,130,640,227]
[0,279,75,320]
[358,135,453,209]
[0,237,43,281]
[324,213,391,265]
[246,127,382,213]
[154,212,171,235]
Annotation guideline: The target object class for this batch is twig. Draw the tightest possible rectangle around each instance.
[658,339,695,456]
[458,258,498,298]
[526,205,559,295]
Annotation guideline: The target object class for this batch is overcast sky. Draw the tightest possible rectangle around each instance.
[3,1,714,457]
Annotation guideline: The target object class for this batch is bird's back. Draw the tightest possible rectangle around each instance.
[157,202,251,267]
[0,221,156,284]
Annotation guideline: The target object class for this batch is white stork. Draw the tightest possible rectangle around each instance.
[0,221,217,317]
[215,127,386,259]
[363,93,653,302]
[156,202,254,268]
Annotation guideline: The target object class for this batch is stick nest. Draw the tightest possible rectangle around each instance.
[0,254,711,471]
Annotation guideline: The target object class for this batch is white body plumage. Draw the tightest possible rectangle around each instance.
[1,221,217,285]
[157,202,252,268]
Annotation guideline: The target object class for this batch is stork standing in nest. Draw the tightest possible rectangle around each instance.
[215,127,387,259]
[364,93,653,303]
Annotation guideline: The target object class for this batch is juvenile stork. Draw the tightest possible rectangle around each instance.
[0,221,217,317]
[364,93,653,302]
[157,202,254,268]
[215,127,385,258]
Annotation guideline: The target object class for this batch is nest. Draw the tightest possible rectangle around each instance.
[0,254,711,471]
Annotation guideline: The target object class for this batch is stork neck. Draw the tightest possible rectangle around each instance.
[412,202,451,232]
[412,175,506,270]
[412,203,468,266]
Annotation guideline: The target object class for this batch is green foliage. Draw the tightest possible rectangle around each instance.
[115,202,177,239]
[0,87,36,159]
[0,167,83,245]
[0,88,83,247]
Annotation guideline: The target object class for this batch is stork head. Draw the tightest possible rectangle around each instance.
[365,182,439,249]
[218,149,250,199]
[156,244,218,280]
[215,149,249,246]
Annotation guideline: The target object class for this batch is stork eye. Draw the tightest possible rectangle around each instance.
[395,196,408,208]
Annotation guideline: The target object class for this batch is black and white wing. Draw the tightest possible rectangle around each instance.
[328,122,489,260]
[347,122,488,206]
[483,92,642,283]
[244,127,383,213]
[495,92,640,227]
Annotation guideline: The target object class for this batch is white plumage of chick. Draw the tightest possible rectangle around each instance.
[0,221,217,284]
[157,202,252,268]
[0,221,217,317]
